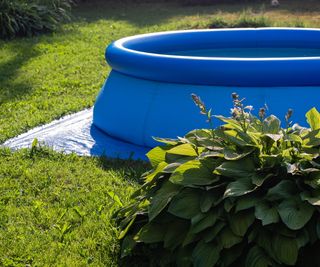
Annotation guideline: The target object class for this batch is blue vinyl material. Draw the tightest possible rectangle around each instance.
[93,28,320,149]
[105,28,320,87]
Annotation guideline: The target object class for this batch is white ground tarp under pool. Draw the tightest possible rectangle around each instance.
[2,108,148,161]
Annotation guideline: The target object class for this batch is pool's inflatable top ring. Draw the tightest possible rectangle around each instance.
[106,28,320,87]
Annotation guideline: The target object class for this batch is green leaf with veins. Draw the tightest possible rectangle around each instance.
[277,198,314,230]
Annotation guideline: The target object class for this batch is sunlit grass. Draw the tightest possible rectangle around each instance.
[0,146,148,266]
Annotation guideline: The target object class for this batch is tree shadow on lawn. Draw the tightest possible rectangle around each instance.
[0,25,83,105]
[71,0,320,28]
[0,39,39,104]
[97,155,150,184]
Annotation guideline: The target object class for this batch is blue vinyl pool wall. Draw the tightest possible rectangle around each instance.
[94,70,320,148]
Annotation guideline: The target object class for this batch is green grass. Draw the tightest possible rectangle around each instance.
[2,0,320,265]
[0,146,148,266]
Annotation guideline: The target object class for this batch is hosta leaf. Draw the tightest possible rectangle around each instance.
[215,115,243,130]
[251,173,270,187]
[305,177,320,189]
[282,148,296,160]
[235,195,256,212]
[306,107,320,130]
[218,227,242,248]
[200,151,224,158]
[299,152,316,161]
[263,133,282,142]
[192,241,221,267]
[165,154,195,165]
[301,167,320,175]
[255,201,279,225]
[118,216,136,240]
[229,210,255,237]
[267,180,298,201]
[284,134,303,143]
[198,140,223,151]
[215,158,255,179]
[144,161,167,183]
[205,183,227,192]
[309,160,320,168]
[224,198,235,212]
[170,160,217,186]
[201,157,223,171]
[162,162,182,173]
[215,128,248,147]
[302,128,320,147]
[168,188,201,219]
[300,191,320,206]
[120,235,136,258]
[182,230,197,247]
[274,224,296,238]
[220,243,244,266]
[204,221,226,243]
[263,115,281,134]
[185,129,212,139]
[167,143,199,157]
[148,181,181,221]
[224,178,256,198]
[277,198,314,230]
[146,146,168,167]
[200,191,219,213]
[191,212,218,234]
[272,234,298,265]
[135,223,165,243]
[163,220,189,250]
[255,229,275,258]
[117,202,139,228]
[245,246,272,267]
[223,148,254,160]
[153,137,179,146]
[296,229,309,249]
[306,197,320,206]
[234,128,259,144]
[260,154,281,168]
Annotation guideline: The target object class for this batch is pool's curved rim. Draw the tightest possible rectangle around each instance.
[106,28,320,86]
[112,28,320,61]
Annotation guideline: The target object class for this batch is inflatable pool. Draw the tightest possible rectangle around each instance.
[93,28,320,149]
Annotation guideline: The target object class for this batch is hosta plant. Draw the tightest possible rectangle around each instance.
[0,0,73,39]
[114,94,320,267]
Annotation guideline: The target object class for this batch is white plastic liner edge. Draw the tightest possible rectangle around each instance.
[1,108,148,161]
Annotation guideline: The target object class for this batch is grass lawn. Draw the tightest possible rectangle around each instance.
[0,147,147,266]
[1,0,320,265]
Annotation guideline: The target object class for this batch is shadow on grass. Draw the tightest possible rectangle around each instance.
[97,155,150,184]
[0,24,81,105]
[0,40,39,104]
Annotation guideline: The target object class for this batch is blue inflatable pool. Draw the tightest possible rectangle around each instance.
[93,28,320,149]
